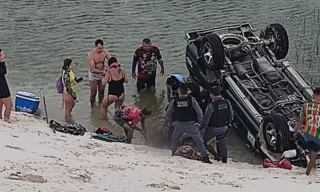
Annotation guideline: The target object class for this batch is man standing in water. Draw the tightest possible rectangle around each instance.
[131,38,164,92]
[87,39,112,107]
[294,87,320,175]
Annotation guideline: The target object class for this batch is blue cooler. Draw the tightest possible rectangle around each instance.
[15,91,40,114]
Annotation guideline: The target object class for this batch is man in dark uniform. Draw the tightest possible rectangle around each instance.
[166,83,212,164]
[202,87,233,163]
[131,38,164,92]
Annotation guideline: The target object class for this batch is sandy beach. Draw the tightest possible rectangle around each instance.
[0,111,319,192]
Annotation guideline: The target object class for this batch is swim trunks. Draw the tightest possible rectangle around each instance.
[88,72,103,80]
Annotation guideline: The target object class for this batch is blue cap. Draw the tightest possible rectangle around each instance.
[170,73,185,83]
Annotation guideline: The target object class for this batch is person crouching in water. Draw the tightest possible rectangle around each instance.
[101,57,128,120]
[202,87,233,163]
[61,59,79,123]
[114,105,152,144]
[166,83,212,164]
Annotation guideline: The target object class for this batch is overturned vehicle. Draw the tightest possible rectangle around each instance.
[185,23,317,167]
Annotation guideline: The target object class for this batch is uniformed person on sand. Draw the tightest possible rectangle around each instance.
[202,87,234,163]
[166,83,212,164]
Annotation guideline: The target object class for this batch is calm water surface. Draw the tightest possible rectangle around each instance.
[1,0,320,164]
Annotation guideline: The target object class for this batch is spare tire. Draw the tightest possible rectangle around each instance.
[200,34,225,71]
[261,113,290,153]
[260,23,289,60]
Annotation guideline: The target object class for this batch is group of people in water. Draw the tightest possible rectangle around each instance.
[57,38,233,164]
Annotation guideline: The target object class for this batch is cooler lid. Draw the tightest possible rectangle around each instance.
[17,91,37,98]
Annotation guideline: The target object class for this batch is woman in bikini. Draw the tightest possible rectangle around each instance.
[61,58,79,123]
[101,57,128,120]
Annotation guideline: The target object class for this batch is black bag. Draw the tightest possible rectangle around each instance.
[49,120,87,136]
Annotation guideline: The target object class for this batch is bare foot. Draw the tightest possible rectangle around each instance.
[4,119,11,123]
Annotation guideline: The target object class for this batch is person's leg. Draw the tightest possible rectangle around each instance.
[2,97,13,122]
[306,151,318,175]
[100,95,117,120]
[89,80,98,108]
[189,127,207,157]
[122,122,134,144]
[0,99,3,119]
[63,92,75,123]
[115,117,134,143]
[146,75,156,89]
[97,80,105,105]
[217,135,227,163]
[171,126,183,155]
[137,78,146,93]
[167,124,175,148]
[114,93,125,108]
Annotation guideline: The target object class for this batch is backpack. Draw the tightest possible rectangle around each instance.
[56,76,63,94]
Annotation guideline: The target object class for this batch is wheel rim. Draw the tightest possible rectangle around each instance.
[203,42,214,65]
[265,122,277,147]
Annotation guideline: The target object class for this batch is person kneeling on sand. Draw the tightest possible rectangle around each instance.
[101,57,128,119]
[114,105,152,144]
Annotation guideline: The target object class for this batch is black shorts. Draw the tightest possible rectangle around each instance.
[137,75,156,92]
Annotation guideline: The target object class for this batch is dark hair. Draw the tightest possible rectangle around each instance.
[314,87,320,95]
[108,57,118,66]
[62,58,73,70]
[166,77,174,85]
[171,83,179,91]
[142,38,151,44]
[209,87,221,96]
[178,83,188,94]
[0,48,2,52]
[95,39,104,46]
[142,107,152,116]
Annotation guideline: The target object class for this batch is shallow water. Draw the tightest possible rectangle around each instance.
[1,0,320,164]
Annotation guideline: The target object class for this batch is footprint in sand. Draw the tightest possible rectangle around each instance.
[8,172,46,183]
[5,145,24,151]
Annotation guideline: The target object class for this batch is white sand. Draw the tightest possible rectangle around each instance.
[0,112,319,192]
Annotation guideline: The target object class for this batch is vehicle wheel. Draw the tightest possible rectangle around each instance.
[261,113,290,153]
[260,23,289,60]
[200,34,225,71]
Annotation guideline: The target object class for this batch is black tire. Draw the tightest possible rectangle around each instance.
[260,23,289,60]
[200,34,225,71]
[262,113,290,153]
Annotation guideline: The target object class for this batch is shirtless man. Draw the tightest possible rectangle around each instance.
[87,39,112,107]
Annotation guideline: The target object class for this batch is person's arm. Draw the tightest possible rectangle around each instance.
[140,117,147,137]
[131,49,139,78]
[0,62,7,75]
[294,104,306,133]
[227,100,234,123]
[122,68,129,83]
[202,104,213,128]
[192,98,203,124]
[165,100,175,123]
[101,70,110,86]
[166,86,171,102]
[87,52,104,73]
[105,49,112,60]
[156,47,164,75]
